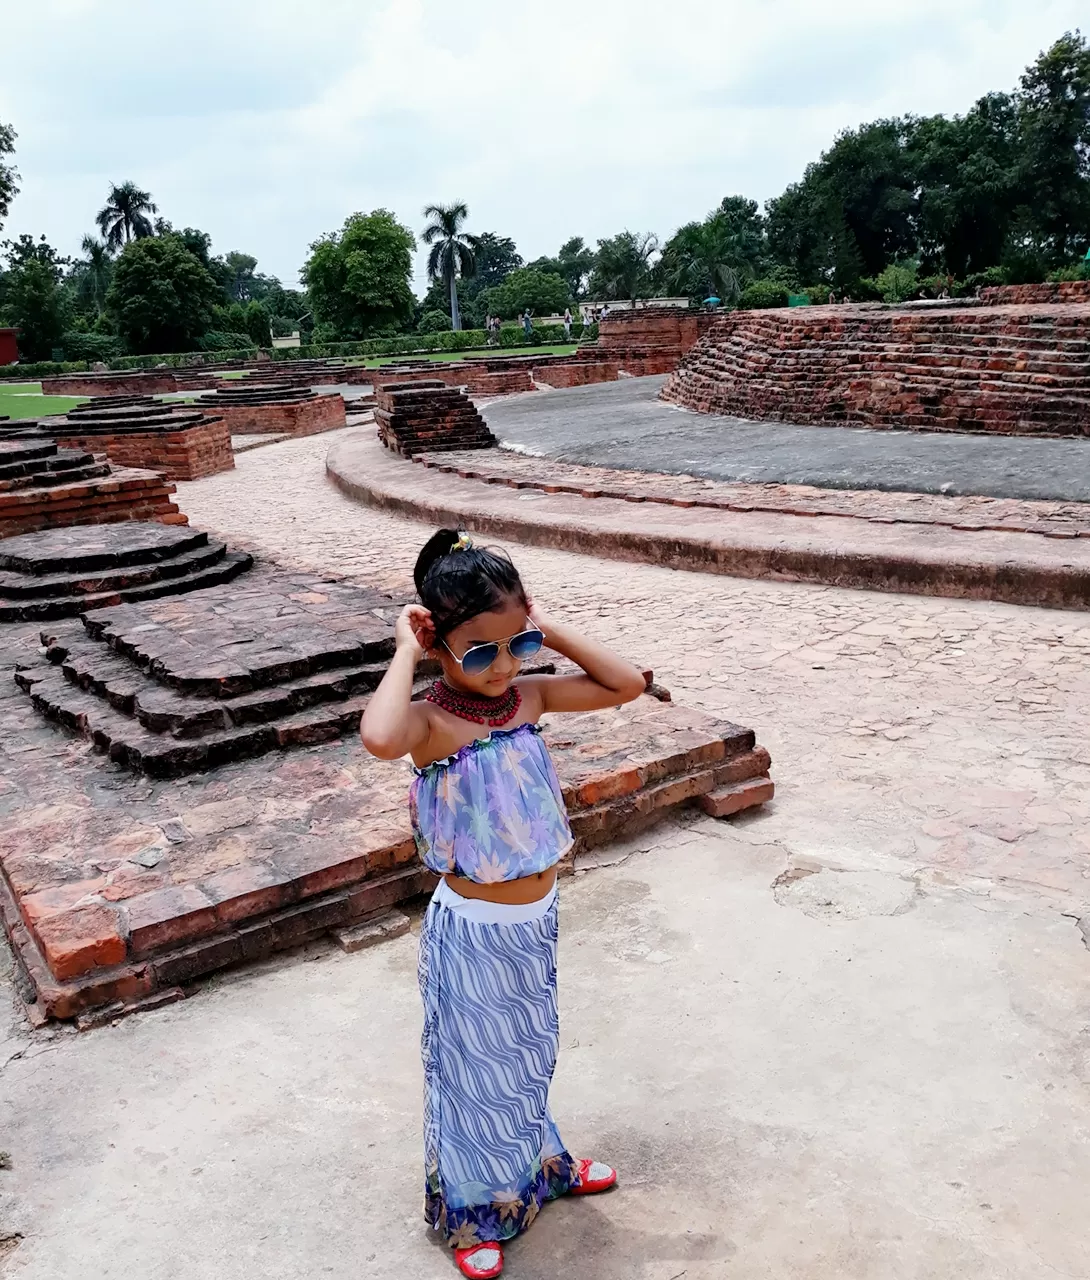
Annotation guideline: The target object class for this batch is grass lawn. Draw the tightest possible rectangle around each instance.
[215,370,247,380]
[0,383,87,419]
[357,344,578,368]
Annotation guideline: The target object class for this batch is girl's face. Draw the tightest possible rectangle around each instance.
[434,596,530,698]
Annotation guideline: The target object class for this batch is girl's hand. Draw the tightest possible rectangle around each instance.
[395,604,434,658]
[526,595,554,642]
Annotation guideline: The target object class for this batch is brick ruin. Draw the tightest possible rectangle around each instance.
[0,523,252,622]
[981,280,1090,306]
[375,380,496,455]
[22,396,235,481]
[40,369,216,397]
[0,561,774,1020]
[662,298,1090,436]
[0,437,185,539]
[199,383,347,436]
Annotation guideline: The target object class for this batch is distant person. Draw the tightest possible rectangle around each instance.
[600,303,610,321]
[563,307,572,340]
[522,310,533,338]
[485,313,496,346]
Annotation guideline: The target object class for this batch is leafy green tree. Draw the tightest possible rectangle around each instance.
[482,267,570,319]
[422,202,478,330]
[0,120,19,232]
[222,251,259,302]
[107,233,222,353]
[736,279,789,310]
[243,300,271,347]
[589,231,659,300]
[874,260,920,302]
[1013,31,1090,266]
[73,235,114,316]
[660,199,765,302]
[557,237,595,299]
[1,235,70,360]
[909,94,1021,276]
[417,308,452,333]
[95,181,158,251]
[464,233,521,295]
[302,209,416,339]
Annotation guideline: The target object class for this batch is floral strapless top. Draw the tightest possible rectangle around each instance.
[410,722,573,882]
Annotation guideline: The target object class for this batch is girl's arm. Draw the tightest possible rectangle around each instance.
[519,600,646,715]
[360,605,433,760]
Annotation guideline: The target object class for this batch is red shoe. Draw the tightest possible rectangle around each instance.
[568,1158,618,1195]
[454,1243,504,1278]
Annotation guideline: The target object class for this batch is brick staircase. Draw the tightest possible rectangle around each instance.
[375,381,497,455]
[0,523,252,621]
[662,302,1090,436]
[0,438,185,538]
[22,397,235,481]
[199,383,347,435]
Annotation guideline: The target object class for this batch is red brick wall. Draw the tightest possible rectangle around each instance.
[52,420,235,481]
[597,308,715,353]
[206,393,347,436]
[532,361,621,388]
[0,328,18,365]
[0,470,186,539]
[982,281,1090,306]
[40,372,180,396]
[662,305,1090,436]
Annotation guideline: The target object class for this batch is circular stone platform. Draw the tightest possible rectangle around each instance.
[482,376,1090,503]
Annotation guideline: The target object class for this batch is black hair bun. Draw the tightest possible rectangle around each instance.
[413,528,463,595]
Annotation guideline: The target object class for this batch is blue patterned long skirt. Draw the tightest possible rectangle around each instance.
[418,878,579,1248]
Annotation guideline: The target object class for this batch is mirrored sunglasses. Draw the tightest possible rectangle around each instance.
[444,627,545,676]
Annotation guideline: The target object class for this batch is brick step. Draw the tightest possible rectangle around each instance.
[0,552,252,622]
[0,537,228,601]
[0,448,101,483]
[18,663,372,777]
[0,461,114,492]
[48,637,388,737]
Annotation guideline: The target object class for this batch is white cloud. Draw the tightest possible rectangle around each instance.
[1,0,1085,292]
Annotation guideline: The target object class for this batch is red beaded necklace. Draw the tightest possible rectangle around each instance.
[426,679,522,727]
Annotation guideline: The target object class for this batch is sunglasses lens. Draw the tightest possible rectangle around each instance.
[461,644,499,675]
[509,629,545,661]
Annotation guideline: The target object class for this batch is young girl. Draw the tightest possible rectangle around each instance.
[361,529,646,1279]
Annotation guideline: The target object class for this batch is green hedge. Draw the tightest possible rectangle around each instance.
[0,324,583,380]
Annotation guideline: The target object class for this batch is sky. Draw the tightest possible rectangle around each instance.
[1,0,1086,295]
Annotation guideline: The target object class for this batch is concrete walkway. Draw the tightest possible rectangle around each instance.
[3,431,1089,1278]
[482,377,1090,502]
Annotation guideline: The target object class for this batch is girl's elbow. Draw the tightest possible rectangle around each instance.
[619,670,647,703]
[360,724,403,760]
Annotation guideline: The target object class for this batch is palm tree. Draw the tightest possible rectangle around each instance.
[76,234,113,314]
[592,231,659,301]
[95,181,158,251]
[422,202,478,330]
[663,213,759,304]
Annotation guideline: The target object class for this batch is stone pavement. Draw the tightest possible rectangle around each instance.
[2,430,1089,1277]
[327,432,1090,611]
[481,376,1090,502]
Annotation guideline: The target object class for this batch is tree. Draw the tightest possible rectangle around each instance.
[107,233,222,353]
[909,95,1021,276]
[95,181,159,251]
[1013,32,1090,266]
[73,235,114,316]
[660,199,766,302]
[302,209,416,339]
[557,236,595,299]
[1,235,70,361]
[589,231,659,300]
[422,202,478,330]
[482,267,570,319]
[463,233,521,296]
[0,120,19,233]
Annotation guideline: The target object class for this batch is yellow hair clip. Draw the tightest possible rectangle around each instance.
[452,532,473,552]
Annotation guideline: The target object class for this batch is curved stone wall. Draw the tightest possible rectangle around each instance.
[662,301,1090,436]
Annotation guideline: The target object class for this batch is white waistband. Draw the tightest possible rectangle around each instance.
[433,875,558,924]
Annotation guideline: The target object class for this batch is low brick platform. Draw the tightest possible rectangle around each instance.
[0,561,772,1020]
[31,399,236,481]
[375,381,496,455]
[327,432,1090,611]
[0,523,253,621]
[200,384,347,436]
[40,370,182,397]
[0,438,185,539]
[371,358,538,398]
[663,300,1090,436]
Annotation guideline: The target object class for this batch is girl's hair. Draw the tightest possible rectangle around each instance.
[414,528,527,638]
